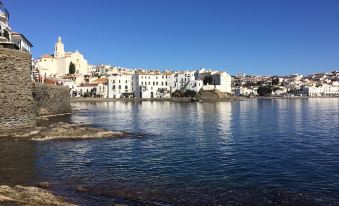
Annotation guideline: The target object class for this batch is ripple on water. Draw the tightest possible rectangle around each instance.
[1,99,339,205]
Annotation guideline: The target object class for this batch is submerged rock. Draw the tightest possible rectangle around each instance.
[76,185,91,193]
[35,182,50,189]
[30,122,125,141]
[0,185,75,206]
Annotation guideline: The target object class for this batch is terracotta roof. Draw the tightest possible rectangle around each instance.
[44,78,57,85]
[41,54,54,59]
[92,78,108,84]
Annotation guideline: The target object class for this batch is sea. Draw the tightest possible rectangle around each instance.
[0,98,338,205]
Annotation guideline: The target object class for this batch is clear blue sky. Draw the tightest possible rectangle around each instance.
[5,0,339,75]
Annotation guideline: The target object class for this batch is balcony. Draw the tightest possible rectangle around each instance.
[0,30,10,42]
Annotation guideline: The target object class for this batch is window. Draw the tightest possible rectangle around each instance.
[156,82,158,85]
[162,76,164,79]
[165,82,167,86]
[113,85,115,90]
[125,85,128,90]
[118,85,121,89]
[153,82,155,86]
[113,80,115,83]
[119,80,121,83]
[126,80,127,84]
[161,82,163,86]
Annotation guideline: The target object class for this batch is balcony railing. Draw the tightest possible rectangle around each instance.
[0,31,10,41]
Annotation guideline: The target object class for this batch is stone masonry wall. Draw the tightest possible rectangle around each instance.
[34,83,71,116]
[0,48,36,136]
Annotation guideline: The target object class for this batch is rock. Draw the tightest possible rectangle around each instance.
[196,89,232,100]
[31,122,126,141]
[76,185,90,192]
[36,182,50,189]
[0,185,75,206]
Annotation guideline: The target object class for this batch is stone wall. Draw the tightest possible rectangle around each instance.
[0,48,36,136]
[34,83,71,116]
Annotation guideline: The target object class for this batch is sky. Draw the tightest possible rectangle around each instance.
[5,0,339,75]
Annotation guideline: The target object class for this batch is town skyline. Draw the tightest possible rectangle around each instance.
[6,0,339,75]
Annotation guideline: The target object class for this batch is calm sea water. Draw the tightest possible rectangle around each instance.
[0,98,339,205]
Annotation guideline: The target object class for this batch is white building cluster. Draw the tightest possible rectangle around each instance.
[60,68,231,99]
[105,68,231,99]
[233,71,339,97]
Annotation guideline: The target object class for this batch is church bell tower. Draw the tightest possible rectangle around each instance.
[54,36,65,58]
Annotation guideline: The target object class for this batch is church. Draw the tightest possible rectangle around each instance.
[36,37,89,77]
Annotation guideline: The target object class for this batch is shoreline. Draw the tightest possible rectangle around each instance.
[70,96,338,103]
[0,185,75,206]
[71,97,238,103]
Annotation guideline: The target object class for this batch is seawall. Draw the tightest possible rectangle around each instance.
[0,48,36,136]
[34,83,71,116]
[0,48,72,137]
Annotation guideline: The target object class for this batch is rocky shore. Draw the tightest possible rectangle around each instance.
[0,122,126,141]
[0,185,75,206]
[32,122,125,141]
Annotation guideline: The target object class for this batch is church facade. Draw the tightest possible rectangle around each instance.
[36,37,89,77]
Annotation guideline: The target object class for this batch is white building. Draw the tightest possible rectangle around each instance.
[35,37,89,77]
[75,83,97,97]
[172,71,203,93]
[196,68,232,93]
[0,1,33,52]
[133,71,172,98]
[235,87,258,96]
[108,73,133,98]
[301,84,339,96]
[62,79,77,96]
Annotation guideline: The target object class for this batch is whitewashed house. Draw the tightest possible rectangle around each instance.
[62,79,77,95]
[108,73,133,98]
[196,68,232,93]
[235,87,258,96]
[133,71,172,98]
[75,84,97,97]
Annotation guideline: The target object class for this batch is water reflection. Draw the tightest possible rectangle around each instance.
[0,99,338,205]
